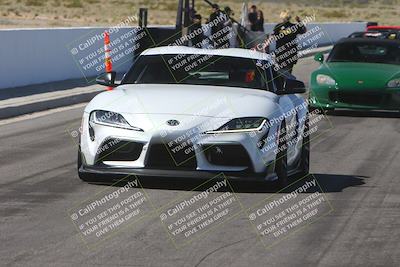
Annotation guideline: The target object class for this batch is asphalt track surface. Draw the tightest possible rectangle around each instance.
[1,57,400,266]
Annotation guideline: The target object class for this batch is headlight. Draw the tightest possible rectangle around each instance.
[206,117,268,133]
[316,74,336,86]
[387,78,400,88]
[89,110,143,131]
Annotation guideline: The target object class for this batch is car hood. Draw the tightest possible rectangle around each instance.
[322,62,400,89]
[85,84,279,118]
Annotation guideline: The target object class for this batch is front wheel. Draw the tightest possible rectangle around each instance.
[299,114,310,177]
[275,123,288,188]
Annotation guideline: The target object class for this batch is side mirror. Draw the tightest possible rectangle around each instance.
[278,79,306,95]
[314,52,324,63]
[96,71,118,87]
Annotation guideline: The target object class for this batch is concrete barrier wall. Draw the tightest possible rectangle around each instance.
[0,22,367,90]
[0,27,140,89]
[263,22,367,47]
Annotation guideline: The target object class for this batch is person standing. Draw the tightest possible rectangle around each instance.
[220,6,235,48]
[273,11,307,73]
[208,4,230,48]
[248,5,258,31]
[254,10,264,32]
[209,4,223,36]
[189,14,205,48]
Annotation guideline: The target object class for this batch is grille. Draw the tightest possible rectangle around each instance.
[203,144,252,170]
[329,91,386,106]
[146,143,197,170]
[95,139,143,163]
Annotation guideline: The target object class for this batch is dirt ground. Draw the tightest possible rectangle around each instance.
[0,0,399,28]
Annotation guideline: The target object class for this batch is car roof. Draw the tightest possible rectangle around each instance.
[349,31,400,39]
[367,26,400,30]
[141,46,273,61]
[336,37,400,45]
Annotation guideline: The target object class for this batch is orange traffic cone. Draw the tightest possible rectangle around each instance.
[104,31,113,91]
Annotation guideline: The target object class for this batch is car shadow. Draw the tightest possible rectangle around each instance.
[215,173,367,194]
[327,109,400,118]
[103,173,367,194]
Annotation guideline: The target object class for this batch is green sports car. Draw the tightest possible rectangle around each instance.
[310,38,400,111]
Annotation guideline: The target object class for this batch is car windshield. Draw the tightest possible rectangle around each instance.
[328,41,400,65]
[122,54,275,91]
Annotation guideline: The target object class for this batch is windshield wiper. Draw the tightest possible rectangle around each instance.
[134,65,148,84]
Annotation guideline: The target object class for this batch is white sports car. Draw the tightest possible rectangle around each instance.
[78,46,310,186]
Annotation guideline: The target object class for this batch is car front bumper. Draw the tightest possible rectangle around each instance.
[310,87,400,110]
[79,112,284,182]
[79,164,279,182]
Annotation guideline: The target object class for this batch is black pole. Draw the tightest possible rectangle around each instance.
[183,0,191,27]
[176,0,184,30]
[138,8,148,28]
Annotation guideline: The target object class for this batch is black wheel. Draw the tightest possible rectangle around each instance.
[275,123,288,188]
[299,114,310,177]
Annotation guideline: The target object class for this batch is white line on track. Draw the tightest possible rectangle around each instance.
[0,103,87,126]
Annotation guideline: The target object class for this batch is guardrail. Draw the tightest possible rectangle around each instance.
[0,22,367,90]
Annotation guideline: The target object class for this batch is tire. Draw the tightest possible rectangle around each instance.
[299,114,310,177]
[275,122,288,188]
